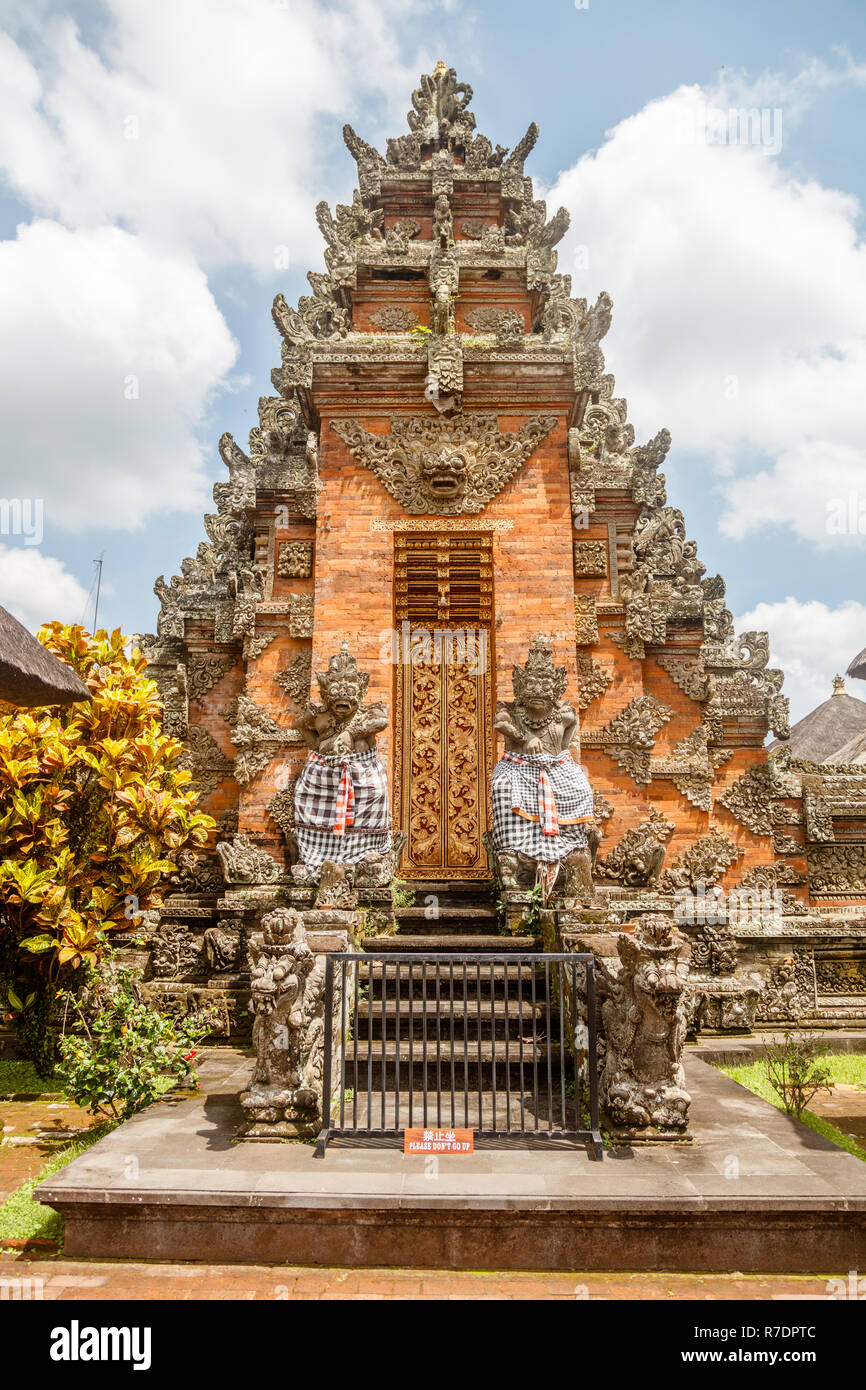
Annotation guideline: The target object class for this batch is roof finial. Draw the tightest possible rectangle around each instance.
[833,674,846,695]
[433,59,448,77]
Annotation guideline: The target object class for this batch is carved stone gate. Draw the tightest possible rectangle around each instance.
[393,534,494,879]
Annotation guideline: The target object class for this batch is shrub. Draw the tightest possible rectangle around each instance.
[56,963,213,1121]
[763,1029,834,1121]
[0,624,214,1073]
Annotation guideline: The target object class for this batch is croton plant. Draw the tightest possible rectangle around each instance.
[0,623,214,1071]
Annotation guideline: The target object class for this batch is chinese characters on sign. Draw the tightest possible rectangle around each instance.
[404,1128,474,1154]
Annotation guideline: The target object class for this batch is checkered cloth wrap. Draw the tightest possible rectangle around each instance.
[294,749,391,870]
[491,751,594,863]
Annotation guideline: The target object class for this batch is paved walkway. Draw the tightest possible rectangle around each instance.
[39,1047,866,1210]
[0,1253,843,1300]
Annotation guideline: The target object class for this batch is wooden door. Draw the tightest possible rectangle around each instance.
[393,535,494,879]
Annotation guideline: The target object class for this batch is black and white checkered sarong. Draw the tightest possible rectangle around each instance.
[294,748,391,870]
[491,751,594,863]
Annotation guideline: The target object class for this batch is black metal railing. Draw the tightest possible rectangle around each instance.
[314,952,602,1159]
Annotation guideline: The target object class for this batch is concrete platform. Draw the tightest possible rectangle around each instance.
[37,1047,866,1272]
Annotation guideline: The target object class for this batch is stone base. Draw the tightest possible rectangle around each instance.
[239,1121,316,1141]
[608,1126,695,1146]
[35,1046,866,1273]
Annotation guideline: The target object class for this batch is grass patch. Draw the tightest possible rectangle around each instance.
[719,1057,866,1164]
[0,1071,185,1248]
[0,1122,113,1247]
[0,1060,59,1095]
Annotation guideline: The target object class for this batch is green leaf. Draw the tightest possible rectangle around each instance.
[19,934,55,954]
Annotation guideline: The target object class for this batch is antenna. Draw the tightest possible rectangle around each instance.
[92,552,104,632]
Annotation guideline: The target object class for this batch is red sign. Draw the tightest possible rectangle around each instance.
[404,1128,474,1154]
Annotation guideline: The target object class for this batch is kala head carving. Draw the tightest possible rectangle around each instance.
[421,444,472,502]
[330,414,556,516]
[317,641,369,721]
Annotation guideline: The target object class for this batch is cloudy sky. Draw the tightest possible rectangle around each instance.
[0,0,864,722]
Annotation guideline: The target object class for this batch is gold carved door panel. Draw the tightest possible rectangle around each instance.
[396,639,492,878]
[393,534,493,880]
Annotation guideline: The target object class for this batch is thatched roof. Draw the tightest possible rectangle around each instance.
[0,606,90,709]
[775,677,866,763]
[827,727,866,765]
[847,647,866,682]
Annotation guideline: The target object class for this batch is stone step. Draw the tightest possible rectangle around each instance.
[357,961,549,998]
[393,922,502,937]
[344,1041,568,1065]
[330,1090,583,1135]
[360,961,546,979]
[393,906,498,921]
[355,1000,548,1022]
[362,935,539,953]
[395,880,495,899]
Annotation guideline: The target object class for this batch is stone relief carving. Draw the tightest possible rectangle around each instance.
[215,833,282,886]
[660,828,741,893]
[599,916,691,1131]
[274,652,313,705]
[464,306,524,344]
[169,847,225,896]
[426,334,463,410]
[657,655,710,703]
[717,766,775,836]
[371,305,418,330]
[289,593,314,639]
[277,542,313,579]
[576,653,613,710]
[267,781,299,843]
[756,951,816,1023]
[186,656,232,702]
[573,540,608,577]
[807,845,866,896]
[178,725,232,799]
[330,413,555,515]
[227,695,301,786]
[581,694,673,785]
[595,807,675,889]
[574,594,598,646]
[815,959,866,995]
[804,790,835,843]
[203,922,244,974]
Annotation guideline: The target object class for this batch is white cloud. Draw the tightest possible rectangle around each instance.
[734,597,866,722]
[547,69,866,550]
[0,0,439,274]
[0,219,237,531]
[0,543,91,629]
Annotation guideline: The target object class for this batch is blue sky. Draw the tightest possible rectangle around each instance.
[0,0,864,721]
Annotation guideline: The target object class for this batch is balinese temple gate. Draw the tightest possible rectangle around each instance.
[140,65,866,1140]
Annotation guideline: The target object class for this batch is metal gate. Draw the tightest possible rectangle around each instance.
[315,952,603,1159]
